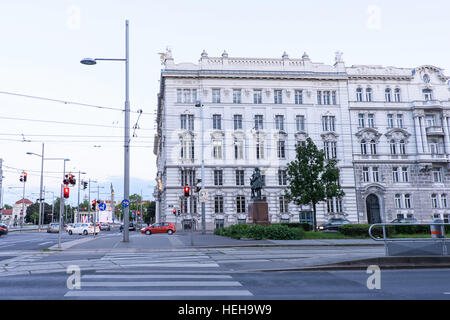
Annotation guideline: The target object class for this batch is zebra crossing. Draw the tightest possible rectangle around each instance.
[64,250,253,298]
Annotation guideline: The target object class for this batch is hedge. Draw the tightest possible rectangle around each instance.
[338,224,450,237]
[278,222,313,231]
[214,223,305,240]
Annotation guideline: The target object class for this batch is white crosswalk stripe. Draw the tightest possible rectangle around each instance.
[64,251,253,298]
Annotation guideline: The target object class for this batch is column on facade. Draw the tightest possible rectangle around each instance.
[155,199,160,223]
[442,115,450,155]
[419,116,429,153]
[414,115,424,154]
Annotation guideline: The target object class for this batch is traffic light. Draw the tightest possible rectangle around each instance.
[91,200,96,210]
[64,174,76,185]
[63,187,70,199]
[20,172,27,182]
[195,178,202,193]
[83,181,88,190]
[184,185,190,197]
[173,208,176,215]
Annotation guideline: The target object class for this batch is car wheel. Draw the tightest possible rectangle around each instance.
[83,230,88,235]
[68,230,72,235]
[167,229,173,235]
[145,230,151,235]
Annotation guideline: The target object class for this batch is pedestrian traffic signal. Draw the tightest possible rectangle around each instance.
[91,200,96,210]
[184,185,190,197]
[173,208,176,215]
[23,172,27,182]
[63,187,70,199]
[64,174,76,185]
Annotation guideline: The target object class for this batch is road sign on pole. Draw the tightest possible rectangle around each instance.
[99,202,106,211]
[122,199,129,208]
[199,189,208,202]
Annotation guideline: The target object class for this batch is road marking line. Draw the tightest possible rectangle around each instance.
[65,290,253,297]
[81,281,242,287]
[119,263,219,268]
[83,274,232,279]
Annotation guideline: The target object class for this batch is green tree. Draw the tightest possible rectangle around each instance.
[285,137,345,231]
[3,204,12,210]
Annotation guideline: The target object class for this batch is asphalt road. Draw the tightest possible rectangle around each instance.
[0,228,120,251]
[0,267,449,300]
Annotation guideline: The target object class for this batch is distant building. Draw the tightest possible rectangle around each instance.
[8,199,33,226]
[154,49,450,231]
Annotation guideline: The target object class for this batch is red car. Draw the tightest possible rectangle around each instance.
[141,222,176,235]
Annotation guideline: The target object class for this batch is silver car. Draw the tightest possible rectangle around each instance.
[47,223,60,233]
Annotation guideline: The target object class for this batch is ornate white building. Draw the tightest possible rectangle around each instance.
[154,49,450,231]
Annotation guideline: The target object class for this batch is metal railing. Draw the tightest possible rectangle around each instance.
[368,223,449,241]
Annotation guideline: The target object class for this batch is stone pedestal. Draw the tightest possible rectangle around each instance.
[248,201,270,226]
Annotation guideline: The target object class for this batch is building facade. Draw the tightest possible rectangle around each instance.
[154,49,450,231]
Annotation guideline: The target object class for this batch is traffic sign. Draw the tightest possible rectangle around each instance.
[99,202,106,211]
[122,199,129,208]
[199,189,208,202]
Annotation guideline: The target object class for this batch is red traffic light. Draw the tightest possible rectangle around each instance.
[173,209,176,215]
[63,187,70,199]
[184,185,190,197]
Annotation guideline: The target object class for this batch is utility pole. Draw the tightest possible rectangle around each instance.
[58,159,69,249]
[21,172,26,229]
[38,143,44,232]
[77,171,81,224]
[88,178,91,222]
[110,183,115,224]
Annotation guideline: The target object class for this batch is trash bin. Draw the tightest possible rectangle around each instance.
[430,218,445,239]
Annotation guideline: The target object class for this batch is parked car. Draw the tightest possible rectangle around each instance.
[141,222,176,235]
[68,223,99,235]
[120,223,136,232]
[390,218,418,223]
[0,224,8,236]
[65,223,75,232]
[318,218,351,232]
[99,223,111,231]
[47,223,60,233]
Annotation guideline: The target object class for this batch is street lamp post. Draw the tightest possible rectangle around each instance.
[77,171,87,224]
[26,143,44,232]
[81,19,130,242]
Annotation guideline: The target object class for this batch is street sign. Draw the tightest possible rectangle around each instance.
[199,189,208,202]
[99,202,106,211]
[122,199,129,208]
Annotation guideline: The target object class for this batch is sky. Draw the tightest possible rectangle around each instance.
[1,0,450,207]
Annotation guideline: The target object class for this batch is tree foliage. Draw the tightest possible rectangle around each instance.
[285,138,344,230]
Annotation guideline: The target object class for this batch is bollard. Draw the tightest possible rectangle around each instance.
[430,218,445,239]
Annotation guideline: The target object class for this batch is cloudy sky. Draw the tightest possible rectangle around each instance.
[1,0,449,206]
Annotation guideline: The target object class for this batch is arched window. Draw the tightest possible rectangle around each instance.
[399,140,406,155]
[441,194,448,208]
[395,194,402,208]
[431,194,438,208]
[385,88,392,102]
[365,88,372,102]
[360,139,367,155]
[370,140,377,155]
[394,88,401,102]
[404,194,411,209]
[356,88,363,102]
[390,139,397,155]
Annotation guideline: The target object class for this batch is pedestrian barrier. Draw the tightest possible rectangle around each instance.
[368,222,450,256]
